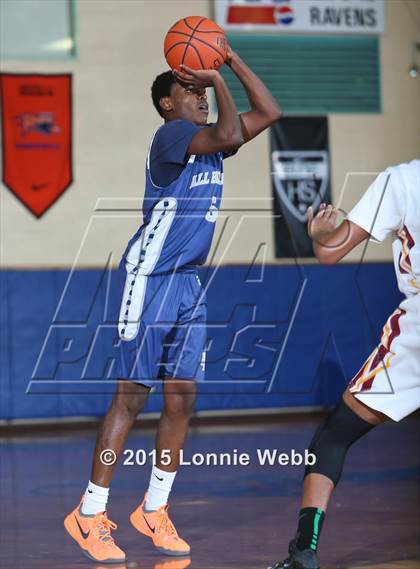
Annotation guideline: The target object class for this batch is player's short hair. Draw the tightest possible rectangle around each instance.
[151,71,176,117]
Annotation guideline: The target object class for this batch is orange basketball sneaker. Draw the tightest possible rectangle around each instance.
[64,499,126,563]
[130,494,190,557]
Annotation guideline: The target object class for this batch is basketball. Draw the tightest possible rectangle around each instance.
[164,16,227,71]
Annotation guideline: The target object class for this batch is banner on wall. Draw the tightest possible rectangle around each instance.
[214,0,385,33]
[0,73,72,217]
[271,117,331,258]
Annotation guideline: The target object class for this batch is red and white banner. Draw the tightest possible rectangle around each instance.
[0,73,73,217]
[214,0,385,33]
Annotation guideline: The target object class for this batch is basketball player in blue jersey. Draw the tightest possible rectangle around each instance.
[64,46,281,563]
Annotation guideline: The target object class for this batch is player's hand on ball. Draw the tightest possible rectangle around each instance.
[174,65,220,89]
[225,45,235,67]
[307,203,339,240]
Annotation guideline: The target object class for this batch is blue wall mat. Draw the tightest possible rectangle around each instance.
[0,264,402,421]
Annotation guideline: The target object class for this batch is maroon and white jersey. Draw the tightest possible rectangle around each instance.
[347,159,420,298]
[346,160,420,421]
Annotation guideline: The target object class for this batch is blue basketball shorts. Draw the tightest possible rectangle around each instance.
[116,260,207,386]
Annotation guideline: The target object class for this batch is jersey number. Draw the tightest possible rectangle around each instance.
[205,196,219,223]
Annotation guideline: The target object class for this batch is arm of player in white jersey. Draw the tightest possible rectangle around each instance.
[307,167,405,265]
[306,204,369,265]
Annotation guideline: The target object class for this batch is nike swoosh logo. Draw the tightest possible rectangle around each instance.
[143,514,155,534]
[154,474,164,481]
[75,516,90,539]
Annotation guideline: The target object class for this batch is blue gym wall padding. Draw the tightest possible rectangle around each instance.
[0,263,402,421]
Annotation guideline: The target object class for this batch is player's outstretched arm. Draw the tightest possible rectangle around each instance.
[174,65,244,154]
[307,204,369,265]
[226,47,282,142]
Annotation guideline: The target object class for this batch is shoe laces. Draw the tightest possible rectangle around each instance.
[156,506,177,537]
[92,512,117,544]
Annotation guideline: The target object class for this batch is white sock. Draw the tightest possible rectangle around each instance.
[145,466,177,512]
[81,481,109,515]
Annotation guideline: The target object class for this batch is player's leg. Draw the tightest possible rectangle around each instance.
[88,380,151,489]
[150,378,197,506]
[152,378,197,495]
[268,390,388,569]
[64,380,150,563]
[64,268,162,562]
[130,378,196,556]
[130,271,205,556]
[302,389,387,508]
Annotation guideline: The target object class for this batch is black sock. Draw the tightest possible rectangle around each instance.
[296,507,325,551]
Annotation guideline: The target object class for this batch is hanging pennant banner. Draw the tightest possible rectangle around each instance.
[0,73,72,217]
[271,117,331,258]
